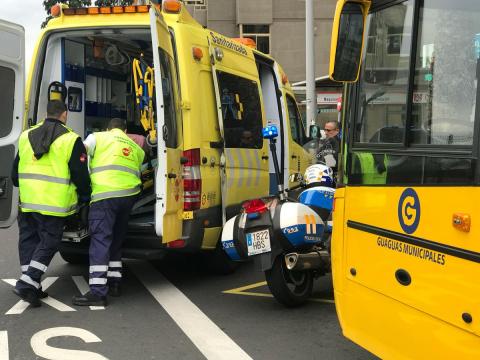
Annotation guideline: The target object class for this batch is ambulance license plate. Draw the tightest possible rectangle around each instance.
[246,229,271,256]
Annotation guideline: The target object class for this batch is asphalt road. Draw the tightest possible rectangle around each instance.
[0,225,376,360]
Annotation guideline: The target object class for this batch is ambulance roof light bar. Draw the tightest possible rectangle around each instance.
[56,4,150,17]
[232,37,257,49]
[163,0,182,13]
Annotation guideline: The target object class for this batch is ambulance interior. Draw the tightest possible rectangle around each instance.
[33,29,158,234]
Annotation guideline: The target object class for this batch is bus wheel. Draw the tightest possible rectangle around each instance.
[59,251,89,265]
[265,255,313,307]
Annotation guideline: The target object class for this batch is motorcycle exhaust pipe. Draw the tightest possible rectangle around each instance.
[285,251,329,271]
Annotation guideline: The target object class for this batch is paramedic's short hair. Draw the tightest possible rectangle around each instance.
[47,100,67,118]
[108,118,127,131]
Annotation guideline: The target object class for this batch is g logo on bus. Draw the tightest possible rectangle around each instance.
[398,188,420,234]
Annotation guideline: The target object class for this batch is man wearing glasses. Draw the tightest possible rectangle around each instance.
[319,121,340,174]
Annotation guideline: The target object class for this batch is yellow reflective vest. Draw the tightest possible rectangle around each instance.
[90,129,145,203]
[354,152,387,185]
[18,124,79,216]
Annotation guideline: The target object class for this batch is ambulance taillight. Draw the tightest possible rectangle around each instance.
[183,149,202,211]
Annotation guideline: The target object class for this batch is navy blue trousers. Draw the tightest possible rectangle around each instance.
[88,196,136,296]
[16,212,65,292]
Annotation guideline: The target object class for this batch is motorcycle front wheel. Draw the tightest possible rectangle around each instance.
[265,255,313,307]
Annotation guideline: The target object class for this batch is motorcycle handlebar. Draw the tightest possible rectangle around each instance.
[286,183,304,192]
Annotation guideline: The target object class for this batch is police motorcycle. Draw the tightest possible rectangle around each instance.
[221,125,335,307]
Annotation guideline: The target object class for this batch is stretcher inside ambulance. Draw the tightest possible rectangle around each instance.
[32,29,164,247]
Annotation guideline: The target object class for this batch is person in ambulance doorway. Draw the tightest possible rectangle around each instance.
[11,100,91,307]
[72,118,145,307]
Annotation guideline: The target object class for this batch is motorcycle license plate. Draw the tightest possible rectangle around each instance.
[246,229,271,256]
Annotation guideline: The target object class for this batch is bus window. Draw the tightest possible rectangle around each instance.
[354,1,414,144]
[347,0,479,186]
[410,0,479,146]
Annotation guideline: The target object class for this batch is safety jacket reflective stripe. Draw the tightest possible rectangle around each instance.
[89,129,144,203]
[18,124,79,217]
[20,202,78,214]
[354,152,387,185]
[90,165,140,177]
[18,173,70,184]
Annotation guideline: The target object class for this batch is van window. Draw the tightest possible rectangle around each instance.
[158,48,179,149]
[286,94,305,145]
[217,71,263,149]
[0,66,15,138]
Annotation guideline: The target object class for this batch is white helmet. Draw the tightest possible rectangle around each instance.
[304,164,334,187]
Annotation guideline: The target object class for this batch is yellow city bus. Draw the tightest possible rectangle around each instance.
[329,0,480,358]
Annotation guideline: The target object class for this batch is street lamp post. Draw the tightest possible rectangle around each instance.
[305,0,316,137]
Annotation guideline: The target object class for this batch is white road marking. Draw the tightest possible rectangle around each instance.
[0,331,8,360]
[72,276,105,311]
[4,279,30,315]
[41,296,76,313]
[129,261,253,360]
[3,277,76,314]
[31,327,108,360]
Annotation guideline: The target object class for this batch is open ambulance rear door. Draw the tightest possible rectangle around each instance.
[208,32,270,222]
[0,20,24,228]
[150,8,184,243]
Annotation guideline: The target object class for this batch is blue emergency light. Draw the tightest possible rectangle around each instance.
[262,125,278,139]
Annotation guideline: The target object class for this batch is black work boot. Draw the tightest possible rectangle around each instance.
[72,291,107,306]
[37,288,48,299]
[13,288,41,308]
[108,282,122,297]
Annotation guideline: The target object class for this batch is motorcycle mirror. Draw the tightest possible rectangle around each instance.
[309,125,321,139]
[262,125,278,139]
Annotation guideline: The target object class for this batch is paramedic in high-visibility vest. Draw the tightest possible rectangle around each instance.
[73,118,145,307]
[11,100,91,307]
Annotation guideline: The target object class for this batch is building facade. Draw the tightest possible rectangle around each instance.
[185,0,338,84]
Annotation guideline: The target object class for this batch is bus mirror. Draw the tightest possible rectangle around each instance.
[329,0,370,83]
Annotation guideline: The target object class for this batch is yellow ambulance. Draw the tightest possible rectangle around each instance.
[0,0,313,271]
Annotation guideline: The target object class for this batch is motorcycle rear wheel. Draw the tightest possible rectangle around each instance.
[265,255,313,307]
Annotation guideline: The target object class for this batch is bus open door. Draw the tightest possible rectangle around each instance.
[0,20,24,229]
